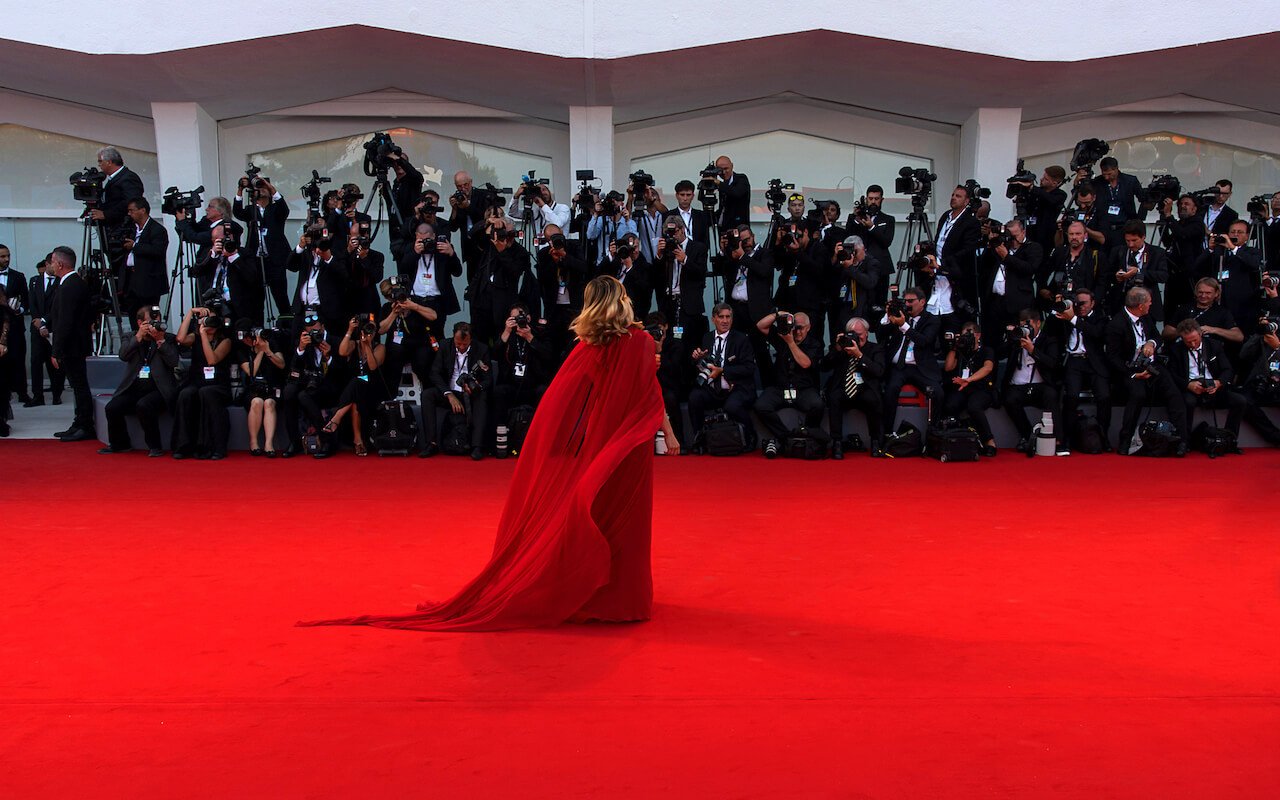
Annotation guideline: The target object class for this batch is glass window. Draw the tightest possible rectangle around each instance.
[0,123,160,210]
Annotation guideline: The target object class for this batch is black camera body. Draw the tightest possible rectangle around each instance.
[1247,194,1272,217]
[1069,138,1111,174]
[300,170,332,208]
[307,329,325,346]
[895,166,938,197]
[161,185,205,216]
[69,166,106,205]
[520,170,550,203]
[353,314,377,337]
[695,353,721,387]
[1005,160,1037,200]
[457,362,488,394]
[1125,353,1161,376]
[906,241,937,273]
[1139,174,1182,206]
[601,190,626,217]
[199,288,231,320]
[629,169,655,190]
[615,242,635,262]
[773,313,795,336]
[764,179,795,214]
[885,287,907,318]
[1259,315,1280,335]
[964,179,992,210]
[363,131,403,176]
[1006,324,1033,345]
[514,313,531,329]
[148,306,166,332]
[835,332,858,350]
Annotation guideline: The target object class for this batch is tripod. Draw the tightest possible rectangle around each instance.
[893,201,935,293]
[164,237,200,324]
[701,200,723,303]
[361,169,407,247]
[81,212,127,355]
[241,201,278,327]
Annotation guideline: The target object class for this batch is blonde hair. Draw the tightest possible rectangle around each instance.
[571,275,636,346]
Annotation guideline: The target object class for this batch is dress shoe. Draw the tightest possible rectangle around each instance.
[831,442,844,460]
[209,453,226,461]
[981,443,998,458]
[172,451,189,460]
[280,444,302,459]
[1175,442,1188,458]
[148,449,165,458]
[418,443,439,458]
[23,398,45,408]
[60,428,93,442]
[52,396,63,405]
[313,448,333,459]
[470,447,485,461]
[1014,437,1031,454]
[690,444,706,456]
[17,393,31,404]
[53,427,74,438]
[1055,445,1071,457]
[97,445,133,454]
[0,423,9,437]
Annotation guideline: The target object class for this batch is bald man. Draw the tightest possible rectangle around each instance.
[712,155,751,229]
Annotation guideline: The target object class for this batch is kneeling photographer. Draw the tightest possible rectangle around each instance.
[172,303,234,460]
[280,307,337,458]
[1000,310,1068,456]
[821,317,887,459]
[377,273,440,397]
[941,322,998,457]
[753,310,823,444]
[320,313,389,457]
[100,306,179,456]
[236,321,285,457]
[686,304,756,454]
[194,224,263,325]
[492,303,553,456]
[420,321,490,460]
[1169,319,1245,444]
[1106,287,1188,455]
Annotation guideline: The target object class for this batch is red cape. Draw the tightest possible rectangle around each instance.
[299,327,665,631]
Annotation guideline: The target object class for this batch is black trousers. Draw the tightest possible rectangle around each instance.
[382,342,436,397]
[687,384,755,445]
[1181,386,1246,437]
[660,383,688,447]
[1118,372,1188,450]
[421,388,487,448]
[883,364,943,430]
[280,382,334,447]
[827,384,885,446]
[492,380,547,434]
[173,383,231,456]
[545,303,580,363]
[4,328,27,400]
[942,385,995,443]
[1062,357,1112,438]
[30,333,63,401]
[729,304,774,388]
[105,381,167,449]
[1003,382,1063,444]
[61,355,93,432]
[754,386,823,439]
[1240,388,1280,444]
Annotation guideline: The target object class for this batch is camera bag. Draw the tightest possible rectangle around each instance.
[882,421,923,458]
[1190,421,1239,459]
[1070,411,1107,454]
[783,427,830,460]
[702,414,746,456]
[1133,420,1178,457]
[506,405,536,456]
[371,400,418,456]
[925,418,981,462]
[441,412,472,456]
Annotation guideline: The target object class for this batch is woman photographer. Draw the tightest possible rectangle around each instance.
[172,304,234,459]
[941,321,998,457]
[238,322,285,456]
[324,313,388,456]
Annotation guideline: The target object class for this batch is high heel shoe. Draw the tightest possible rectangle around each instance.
[354,441,368,457]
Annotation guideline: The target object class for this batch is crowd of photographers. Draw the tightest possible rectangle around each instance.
[3,139,1280,458]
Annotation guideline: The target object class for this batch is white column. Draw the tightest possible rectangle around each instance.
[569,106,614,194]
[959,107,1022,221]
[151,102,219,318]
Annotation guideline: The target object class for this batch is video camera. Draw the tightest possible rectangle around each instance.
[1005,159,1037,200]
[520,170,550,204]
[383,274,411,304]
[1139,174,1182,207]
[601,190,626,217]
[69,166,107,206]
[905,241,937,272]
[1188,186,1221,208]
[1248,193,1273,217]
[338,184,364,208]
[300,169,332,209]
[697,163,722,208]
[1069,138,1110,175]
[964,179,992,211]
[161,185,205,216]
[243,163,272,192]
[764,179,795,215]
[199,288,231,321]
[362,131,403,176]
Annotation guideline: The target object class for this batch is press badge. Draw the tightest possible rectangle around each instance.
[138,365,151,379]
[788,274,798,287]
[1107,205,1121,217]
[852,371,864,385]
[961,367,971,379]
[358,374,369,382]
[783,388,797,401]
[221,285,231,301]
[392,330,404,345]
[839,285,848,299]
[1027,216,1037,226]
[514,363,526,377]
[1218,268,1230,282]
[672,326,684,339]
[202,366,215,381]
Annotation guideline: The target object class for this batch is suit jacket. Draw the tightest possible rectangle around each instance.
[232,197,290,267]
[429,339,491,394]
[122,217,170,300]
[390,161,425,233]
[28,271,57,328]
[999,327,1062,393]
[716,249,774,324]
[346,249,386,315]
[449,187,495,267]
[1168,336,1235,391]
[1105,308,1161,378]
[843,211,896,277]
[821,338,887,391]
[287,251,350,324]
[396,248,463,318]
[195,253,262,320]
[980,240,1042,316]
[468,244,530,327]
[605,255,654,317]
[771,240,826,314]
[834,253,882,320]
[1039,244,1104,300]
[50,272,94,360]
[101,166,145,229]
[176,215,245,265]
[717,173,751,229]
[664,208,712,246]
[1093,172,1143,224]
[535,246,590,312]
[880,311,942,383]
[935,208,983,305]
[1193,246,1262,326]
[1105,244,1169,319]
[657,239,709,321]
[1198,205,1240,236]
[1026,185,1068,251]
[1044,308,1109,378]
[1,268,29,350]
[700,329,756,393]
[115,332,180,404]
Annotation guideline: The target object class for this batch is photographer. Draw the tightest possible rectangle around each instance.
[829,235,882,342]
[880,286,943,431]
[232,175,290,314]
[387,150,425,241]
[1262,192,1280,267]
[469,215,531,347]
[1157,193,1208,312]
[770,218,825,329]
[194,224,262,326]
[322,314,389,457]
[979,218,1041,356]
[584,189,637,266]
[687,304,756,454]
[87,147,144,231]
[405,190,452,251]
[535,227,589,359]
[492,303,553,441]
[1091,157,1142,229]
[171,303,234,460]
[448,171,495,269]
[822,317,886,458]
[753,310,823,441]
[923,185,983,331]
[1045,287,1113,450]
[1194,219,1262,327]
[345,220,386,316]
[237,322,285,457]
[176,196,241,265]
[0,244,29,406]
[279,308,337,458]
[377,272,440,391]
[784,193,807,225]
[843,185,896,306]
[396,221,462,341]
[646,311,687,447]
[325,183,372,245]
[655,217,710,362]
[663,180,712,245]
[1000,310,1068,455]
[100,305,176,453]
[710,156,751,229]
[287,223,349,336]
[1106,287,1188,455]
[941,322,998,457]
[1236,322,1280,445]
[119,198,169,325]
[27,256,63,407]
[1169,319,1245,441]
[509,181,572,231]
[420,321,489,460]
[625,178,664,263]
[1014,166,1068,254]
[608,232,654,318]
[1161,277,1243,346]
[1198,179,1238,242]
[1039,220,1102,312]
[1056,182,1110,250]
[1104,220,1169,320]
[714,224,772,378]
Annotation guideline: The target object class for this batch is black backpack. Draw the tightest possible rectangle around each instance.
[882,422,923,458]
[783,427,830,460]
[1071,411,1107,455]
[370,400,418,456]
[1134,420,1179,457]
[506,405,536,456]
[702,412,746,456]
[926,418,981,462]
[441,412,472,455]
[1191,421,1239,459]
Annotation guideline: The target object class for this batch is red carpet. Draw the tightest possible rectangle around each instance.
[3,440,1279,797]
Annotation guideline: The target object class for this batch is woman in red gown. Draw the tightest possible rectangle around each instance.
[300,276,679,631]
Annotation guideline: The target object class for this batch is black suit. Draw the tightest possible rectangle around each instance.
[881,310,943,429]
[1093,172,1143,226]
[665,207,712,246]
[608,255,654,318]
[1000,327,1065,446]
[100,166,145,230]
[1105,309,1187,452]
[1026,185,1068,253]
[772,239,826,327]
[979,240,1041,349]
[1045,308,1112,440]
[823,338,888,446]
[422,339,491,450]
[396,247,463,341]
[754,332,824,439]
[1168,337,1245,437]
[830,253,882,341]
[1,267,29,398]
[1038,244,1104,310]
[1264,216,1280,269]
[1193,245,1262,327]
[717,173,751,230]
[932,208,983,319]
[687,329,756,448]
[1198,204,1239,238]
[27,272,63,402]
[536,245,590,359]
[121,218,169,318]
[345,248,386,317]
[1104,244,1169,321]
[50,272,95,432]
[468,243,531,347]
[105,332,180,450]
[233,196,291,312]
[656,239,710,357]
[844,211,896,305]
[449,188,495,270]
[176,215,244,266]
[288,250,350,334]
[1157,213,1206,312]
[195,253,263,325]
[390,160,425,238]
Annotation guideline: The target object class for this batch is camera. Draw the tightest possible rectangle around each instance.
[1005,160,1037,200]
[451,189,468,205]
[696,163,722,207]
[520,170,550,204]
[417,236,437,253]
[1259,315,1280,335]
[362,131,403,176]
[147,306,165,332]
[906,241,937,272]
[964,179,992,210]
[1189,187,1221,208]
[352,314,377,337]
[242,326,266,342]
[956,330,976,353]
[575,169,596,181]
[764,178,795,214]
[777,222,802,247]
[835,332,858,350]
[988,221,1015,248]
[1126,353,1161,376]
[1262,273,1279,291]
[69,166,107,205]
[1247,193,1273,217]
[307,329,325,345]
[699,163,724,180]
[773,312,795,336]
[835,245,856,264]
[338,184,364,208]
[514,313,531,329]
[1139,174,1182,206]
[601,190,626,217]
[548,233,567,250]
[386,274,411,303]
[1051,294,1077,315]
[1005,324,1032,345]
[415,194,444,214]
[161,185,205,216]
[644,324,664,341]
[457,362,488,394]
[300,170,332,208]
[200,313,225,331]
[694,353,721,387]
[885,286,906,318]
[615,242,635,262]
[199,288,230,320]
[629,169,655,190]
[1069,138,1110,174]
[661,223,680,255]
[895,166,938,196]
